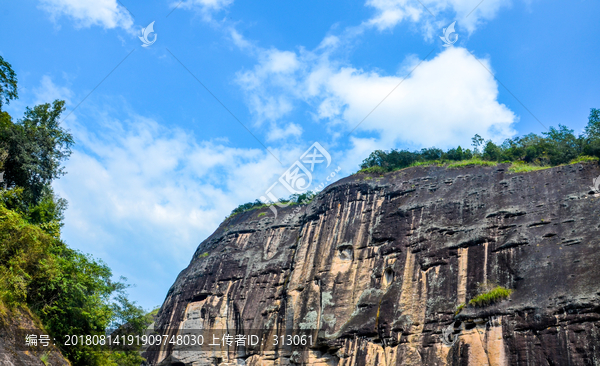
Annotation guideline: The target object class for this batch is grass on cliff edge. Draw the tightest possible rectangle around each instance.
[508,156,599,173]
[357,156,600,176]
[356,158,496,175]
[447,159,497,168]
[455,285,513,315]
[226,191,318,219]
[468,286,513,307]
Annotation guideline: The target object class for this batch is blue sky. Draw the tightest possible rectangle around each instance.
[1,0,598,310]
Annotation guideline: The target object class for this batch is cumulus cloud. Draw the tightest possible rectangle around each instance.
[317,47,516,147]
[39,0,134,31]
[55,114,282,261]
[365,0,512,35]
[237,42,516,149]
[52,109,297,308]
[21,73,334,308]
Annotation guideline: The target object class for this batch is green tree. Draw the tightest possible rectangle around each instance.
[541,125,579,165]
[1,100,74,205]
[482,141,502,161]
[0,56,147,366]
[585,108,600,138]
[471,134,484,155]
[583,108,600,158]
[0,56,18,111]
[420,147,443,161]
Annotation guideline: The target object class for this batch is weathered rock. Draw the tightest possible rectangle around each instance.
[146,162,600,365]
[0,306,70,366]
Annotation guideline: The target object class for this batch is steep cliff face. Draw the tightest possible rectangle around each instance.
[147,162,600,366]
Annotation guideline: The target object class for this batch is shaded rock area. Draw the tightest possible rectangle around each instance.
[145,162,600,365]
[0,306,70,366]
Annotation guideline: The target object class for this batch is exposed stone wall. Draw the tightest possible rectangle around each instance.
[146,162,600,365]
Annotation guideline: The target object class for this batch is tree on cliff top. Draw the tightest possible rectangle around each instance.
[360,109,600,173]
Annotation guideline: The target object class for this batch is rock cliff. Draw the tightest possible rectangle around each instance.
[146,162,600,365]
[0,306,70,366]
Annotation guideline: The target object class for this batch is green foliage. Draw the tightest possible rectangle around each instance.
[471,134,484,154]
[357,166,387,174]
[410,160,444,168]
[360,149,420,172]
[454,303,465,316]
[508,162,549,173]
[0,188,66,238]
[106,349,146,366]
[0,201,148,366]
[258,212,266,217]
[283,191,317,206]
[570,155,599,164]
[199,252,209,258]
[0,57,147,366]
[447,159,497,168]
[0,56,18,110]
[228,199,267,218]
[359,110,600,173]
[228,191,317,218]
[468,285,513,307]
[40,353,49,365]
[1,100,74,205]
[0,204,54,305]
[359,146,478,173]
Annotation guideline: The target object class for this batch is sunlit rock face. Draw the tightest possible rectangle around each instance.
[146,163,600,366]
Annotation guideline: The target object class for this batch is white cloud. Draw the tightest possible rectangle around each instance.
[56,114,280,260]
[25,74,333,310]
[236,48,305,124]
[318,47,516,147]
[175,0,234,21]
[365,0,423,30]
[33,75,73,105]
[365,0,512,35]
[39,0,134,31]
[267,122,303,142]
[52,110,294,308]
[237,43,516,149]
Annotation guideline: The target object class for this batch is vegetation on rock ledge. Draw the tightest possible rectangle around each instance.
[468,286,513,307]
[227,191,316,218]
[455,284,513,315]
[358,109,600,174]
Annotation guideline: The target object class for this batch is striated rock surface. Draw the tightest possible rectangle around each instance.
[146,162,600,365]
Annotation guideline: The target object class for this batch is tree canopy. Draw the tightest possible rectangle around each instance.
[1,100,74,205]
[359,109,600,173]
[0,55,18,111]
